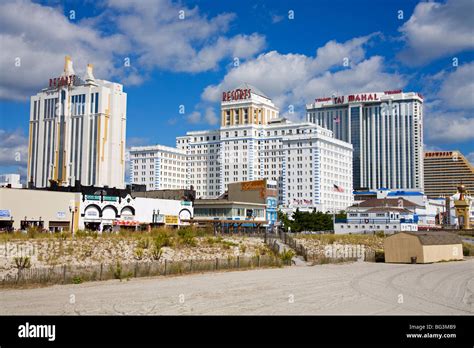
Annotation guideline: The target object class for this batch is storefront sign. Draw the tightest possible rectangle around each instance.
[266,197,277,208]
[181,201,192,206]
[85,195,100,201]
[56,211,66,219]
[85,210,99,218]
[155,214,165,223]
[241,180,265,191]
[0,210,11,218]
[165,215,179,225]
[104,196,118,202]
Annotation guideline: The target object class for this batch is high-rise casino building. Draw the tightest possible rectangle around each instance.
[27,56,127,189]
[306,90,424,191]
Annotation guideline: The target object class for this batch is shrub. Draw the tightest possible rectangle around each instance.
[279,249,295,264]
[205,236,220,246]
[374,231,385,238]
[154,232,172,249]
[374,249,385,263]
[27,226,42,238]
[137,237,150,249]
[75,230,98,239]
[462,243,472,256]
[14,256,31,270]
[151,245,163,261]
[239,244,247,253]
[72,276,83,284]
[177,228,197,247]
[134,247,144,260]
[112,261,123,280]
[222,240,238,248]
[55,231,70,240]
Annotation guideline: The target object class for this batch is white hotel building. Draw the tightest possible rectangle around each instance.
[129,144,187,191]
[27,56,127,189]
[306,90,424,191]
[131,84,353,212]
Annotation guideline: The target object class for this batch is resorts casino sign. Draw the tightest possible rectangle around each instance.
[48,75,77,88]
[222,88,252,102]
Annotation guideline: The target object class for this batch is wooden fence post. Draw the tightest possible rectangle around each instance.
[190,259,193,272]
[215,258,218,270]
[99,263,103,280]
[237,256,240,268]
[134,262,138,278]
[63,265,66,284]
[164,259,167,275]
[257,255,260,267]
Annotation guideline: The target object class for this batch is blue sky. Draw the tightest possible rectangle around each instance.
[1,0,473,181]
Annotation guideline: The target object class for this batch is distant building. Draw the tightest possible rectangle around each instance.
[0,174,22,188]
[0,186,192,233]
[0,187,80,232]
[335,205,418,235]
[192,179,278,230]
[174,84,353,212]
[80,193,193,231]
[335,196,420,234]
[424,151,474,198]
[27,56,127,189]
[129,144,187,191]
[132,188,195,202]
[306,90,424,190]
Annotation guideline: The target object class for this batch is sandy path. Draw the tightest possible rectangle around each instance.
[1,259,473,315]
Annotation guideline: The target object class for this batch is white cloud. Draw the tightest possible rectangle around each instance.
[0,0,266,100]
[423,143,444,152]
[202,34,405,119]
[271,14,283,24]
[437,62,474,109]
[204,107,218,125]
[466,152,474,164]
[422,61,474,145]
[398,0,474,66]
[424,111,474,143]
[106,0,265,73]
[186,111,202,124]
[0,129,28,167]
[0,0,130,100]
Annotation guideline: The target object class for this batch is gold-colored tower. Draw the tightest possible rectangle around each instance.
[454,184,471,229]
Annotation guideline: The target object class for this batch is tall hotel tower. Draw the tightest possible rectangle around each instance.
[170,84,354,212]
[306,90,424,191]
[27,56,127,189]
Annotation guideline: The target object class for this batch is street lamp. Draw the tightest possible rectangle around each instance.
[69,206,76,237]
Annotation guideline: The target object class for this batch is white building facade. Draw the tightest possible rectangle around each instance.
[306,90,424,191]
[27,56,127,189]
[334,207,418,235]
[282,125,353,212]
[129,145,187,191]
[0,174,22,188]
[175,84,353,212]
[127,84,353,212]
